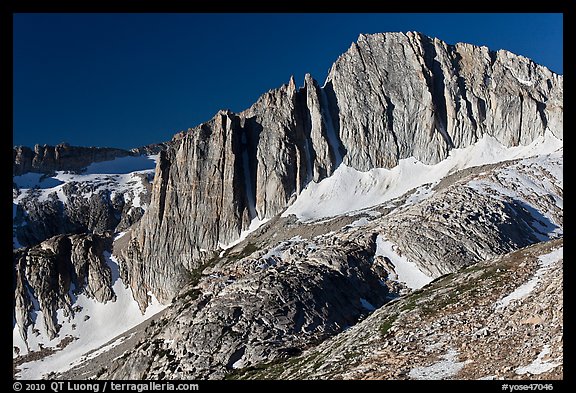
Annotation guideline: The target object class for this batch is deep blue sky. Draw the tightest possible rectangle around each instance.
[13,13,563,150]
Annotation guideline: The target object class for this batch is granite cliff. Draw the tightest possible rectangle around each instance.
[13,32,563,380]
[118,31,562,309]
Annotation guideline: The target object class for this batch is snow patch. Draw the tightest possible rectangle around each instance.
[516,78,534,86]
[13,173,64,189]
[283,130,561,222]
[84,154,158,175]
[494,247,562,311]
[114,231,127,241]
[503,63,535,87]
[261,242,288,260]
[515,345,561,375]
[537,246,563,267]
[69,333,135,368]
[350,217,370,227]
[409,348,471,380]
[218,216,270,253]
[404,185,435,206]
[375,235,433,289]
[14,253,166,380]
[360,298,375,311]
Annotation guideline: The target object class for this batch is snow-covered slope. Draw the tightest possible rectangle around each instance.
[283,130,562,222]
[13,154,158,249]
[13,249,166,380]
[13,155,165,379]
[375,235,433,290]
[466,153,563,242]
[13,154,157,210]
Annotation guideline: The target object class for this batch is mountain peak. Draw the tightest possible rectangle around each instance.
[13,31,563,380]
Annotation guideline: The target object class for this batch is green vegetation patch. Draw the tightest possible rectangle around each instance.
[379,313,398,337]
[226,242,260,261]
[225,350,328,380]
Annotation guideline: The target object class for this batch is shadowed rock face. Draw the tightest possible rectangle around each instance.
[14,233,114,342]
[119,32,562,308]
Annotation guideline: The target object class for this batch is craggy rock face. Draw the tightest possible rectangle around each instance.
[12,32,563,380]
[329,32,562,171]
[119,32,562,308]
[96,151,562,380]
[13,144,132,176]
[14,233,114,342]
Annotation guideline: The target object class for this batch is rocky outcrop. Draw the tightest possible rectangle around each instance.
[13,143,132,176]
[301,73,340,182]
[93,151,562,380]
[230,239,563,380]
[383,155,563,277]
[119,111,247,308]
[130,142,171,156]
[103,233,391,379]
[13,233,114,342]
[242,76,307,218]
[119,77,345,308]
[14,178,150,248]
[328,32,562,171]
[117,32,562,308]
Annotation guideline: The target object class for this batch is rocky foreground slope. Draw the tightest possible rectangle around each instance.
[229,238,563,380]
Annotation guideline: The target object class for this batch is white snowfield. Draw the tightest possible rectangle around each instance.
[14,253,166,380]
[515,345,562,375]
[374,235,433,290]
[13,154,158,214]
[409,348,471,380]
[283,130,562,222]
[13,155,163,379]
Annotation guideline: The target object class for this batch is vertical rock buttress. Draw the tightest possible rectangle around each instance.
[118,32,562,309]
